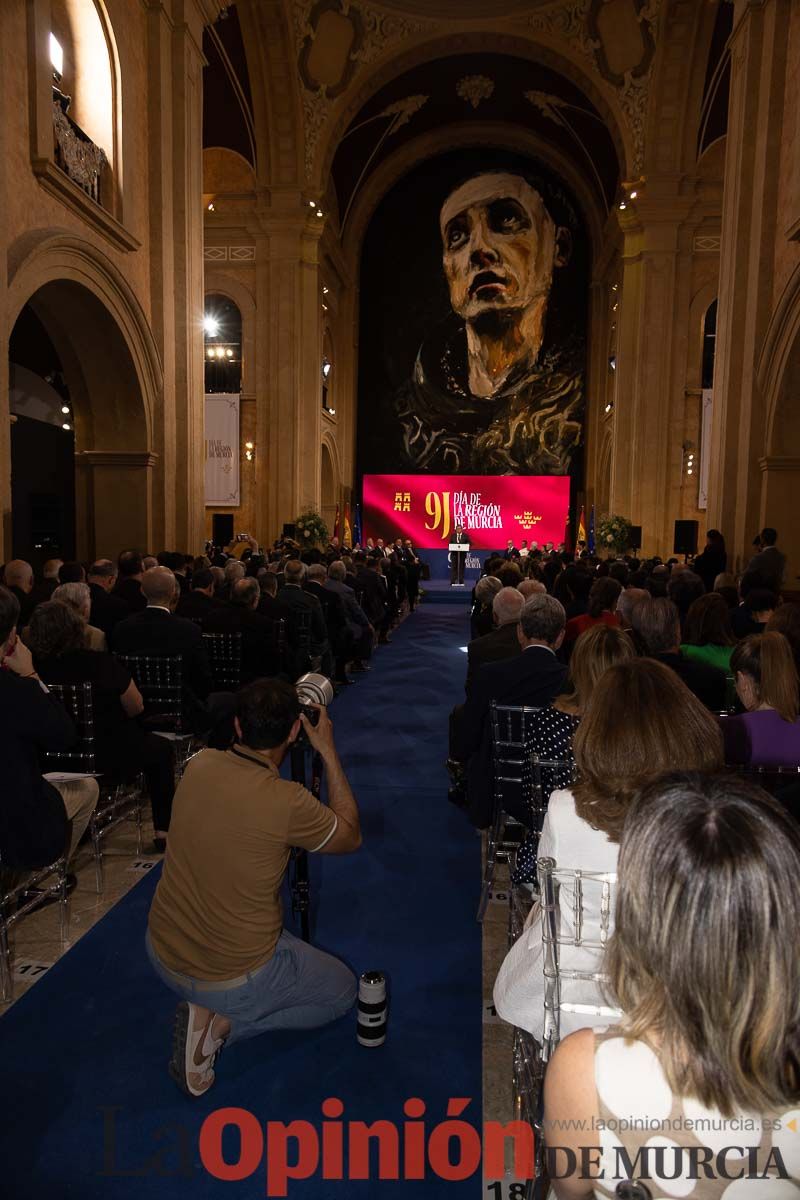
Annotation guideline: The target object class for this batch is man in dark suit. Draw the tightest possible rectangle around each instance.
[257,571,281,619]
[634,595,726,711]
[306,563,351,681]
[402,540,421,610]
[452,593,568,829]
[465,586,525,694]
[87,559,131,636]
[112,566,215,726]
[202,577,281,682]
[113,550,147,612]
[176,568,219,623]
[274,559,329,679]
[325,560,373,670]
[747,527,786,593]
[2,559,36,626]
[355,555,388,629]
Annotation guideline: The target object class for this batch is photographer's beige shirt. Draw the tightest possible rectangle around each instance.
[148,745,337,981]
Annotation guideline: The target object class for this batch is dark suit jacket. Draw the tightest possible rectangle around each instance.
[7,585,36,627]
[201,603,280,681]
[465,621,522,695]
[112,577,147,613]
[305,581,347,639]
[176,590,219,623]
[257,592,281,620]
[89,582,131,636]
[455,645,568,829]
[355,568,388,625]
[746,545,786,592]
[274,585,328,677]
[0,671,74,868]
[655,651,727,712]
[111,606,213,702]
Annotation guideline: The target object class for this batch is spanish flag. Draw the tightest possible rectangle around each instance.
[333,504,340,540]
[343,503,352,548]
[577,505,587,546]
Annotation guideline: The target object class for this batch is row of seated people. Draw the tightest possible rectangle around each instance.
[464,591,800,1192]
[0,546,411,884]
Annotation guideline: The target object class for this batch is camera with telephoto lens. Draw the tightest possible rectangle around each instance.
[295,673,334,729]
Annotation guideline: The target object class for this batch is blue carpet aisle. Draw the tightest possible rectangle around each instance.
[0,604,483,1200]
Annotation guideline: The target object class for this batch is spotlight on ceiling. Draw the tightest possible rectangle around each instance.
[61,405,70,414]
[62,422,71,431]
[204,315,220,337]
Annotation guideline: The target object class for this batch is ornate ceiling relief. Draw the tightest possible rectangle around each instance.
[456,75,495,109]
[527,0,662,175]
[294,0,440,180]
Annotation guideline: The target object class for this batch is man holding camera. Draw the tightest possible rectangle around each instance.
[146,677,361,1097]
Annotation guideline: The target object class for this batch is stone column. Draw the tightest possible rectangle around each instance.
[610,192,695,558]
[76,451,156,560]
[146,0,216,554]
[706,0,790,569]
[254,204,324,536]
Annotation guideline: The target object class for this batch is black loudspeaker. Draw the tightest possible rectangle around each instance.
[629,525,642,551]
[212,513,234,546]
[282,523,297,539]
[673,519,698,556]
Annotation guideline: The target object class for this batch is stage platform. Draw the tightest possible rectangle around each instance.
[420,579,473,604]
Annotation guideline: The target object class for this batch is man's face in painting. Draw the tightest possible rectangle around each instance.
[440,172,568,324]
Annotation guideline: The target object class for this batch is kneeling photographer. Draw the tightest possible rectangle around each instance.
[146,676,361,1098]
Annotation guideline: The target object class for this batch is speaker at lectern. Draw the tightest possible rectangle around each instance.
[448,528,471,586]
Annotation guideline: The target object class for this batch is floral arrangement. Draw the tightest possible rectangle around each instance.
[294,509,329,546]
[597,513,633,554]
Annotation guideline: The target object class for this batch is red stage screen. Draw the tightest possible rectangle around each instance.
[362,475,570,550]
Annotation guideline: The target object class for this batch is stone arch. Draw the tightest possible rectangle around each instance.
[313,32,631,196]
[237,2,300,187]
[203,270,256,395]
[320,436,339,534]
[686,283,719,393]
[6,229,162,557]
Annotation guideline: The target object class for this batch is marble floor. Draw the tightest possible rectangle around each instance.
[1,813,160,1010]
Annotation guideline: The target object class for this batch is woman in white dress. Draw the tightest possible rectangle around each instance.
[493,658,724,1040]
[544,771,800,1199]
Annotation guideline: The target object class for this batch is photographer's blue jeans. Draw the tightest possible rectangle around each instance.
[145,929,356,1044]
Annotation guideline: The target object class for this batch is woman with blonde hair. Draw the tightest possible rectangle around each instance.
[544,772,800,1198]
[511,623,635,886]
[722,631,800,766]
[494,658,723,1039]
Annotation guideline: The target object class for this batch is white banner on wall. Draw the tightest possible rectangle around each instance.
[204,393,240,506]
[698,388,713,510]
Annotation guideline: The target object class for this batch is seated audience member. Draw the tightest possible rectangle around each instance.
[30,558,63,607]
[544,772,800,1198]
[692,527,727,594]
[113,550,147,612]
[51,582,107,651]
[275,559,329,678]
[615,586,647,637]
[465,586,525,695]
[470,575,502,641]
[257,570,280,619]
[58,561,86,584]
[325,561,373,669]
[143,555,159,571]
[714,571,740,611]
[88,560,130,635]
[3,559,36,626]
[497,560,523,589]
[305,564,351,683]
[680,591,737,673]
[176,568,218,623]
[553,567,591,620]
[203,577,281,683]
[731,570,775,638]
[563,577,622,644]
[145,679,360,1096]
[667,568,705,636]
[0,587,97,876]
[747,526,786,593]
[517,578,547,601]
[512,624,636,887]
[28,601,175,851]
[634,595,727,711]
[355,556,389,642]
[722,632,800,767]
[494,660,723,1041]
[767,602,800,678]
[218,558,246,602]
[112,566,215,729]
[453,595,568,829]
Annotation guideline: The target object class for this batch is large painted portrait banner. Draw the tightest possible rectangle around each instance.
[356,148,588,482]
